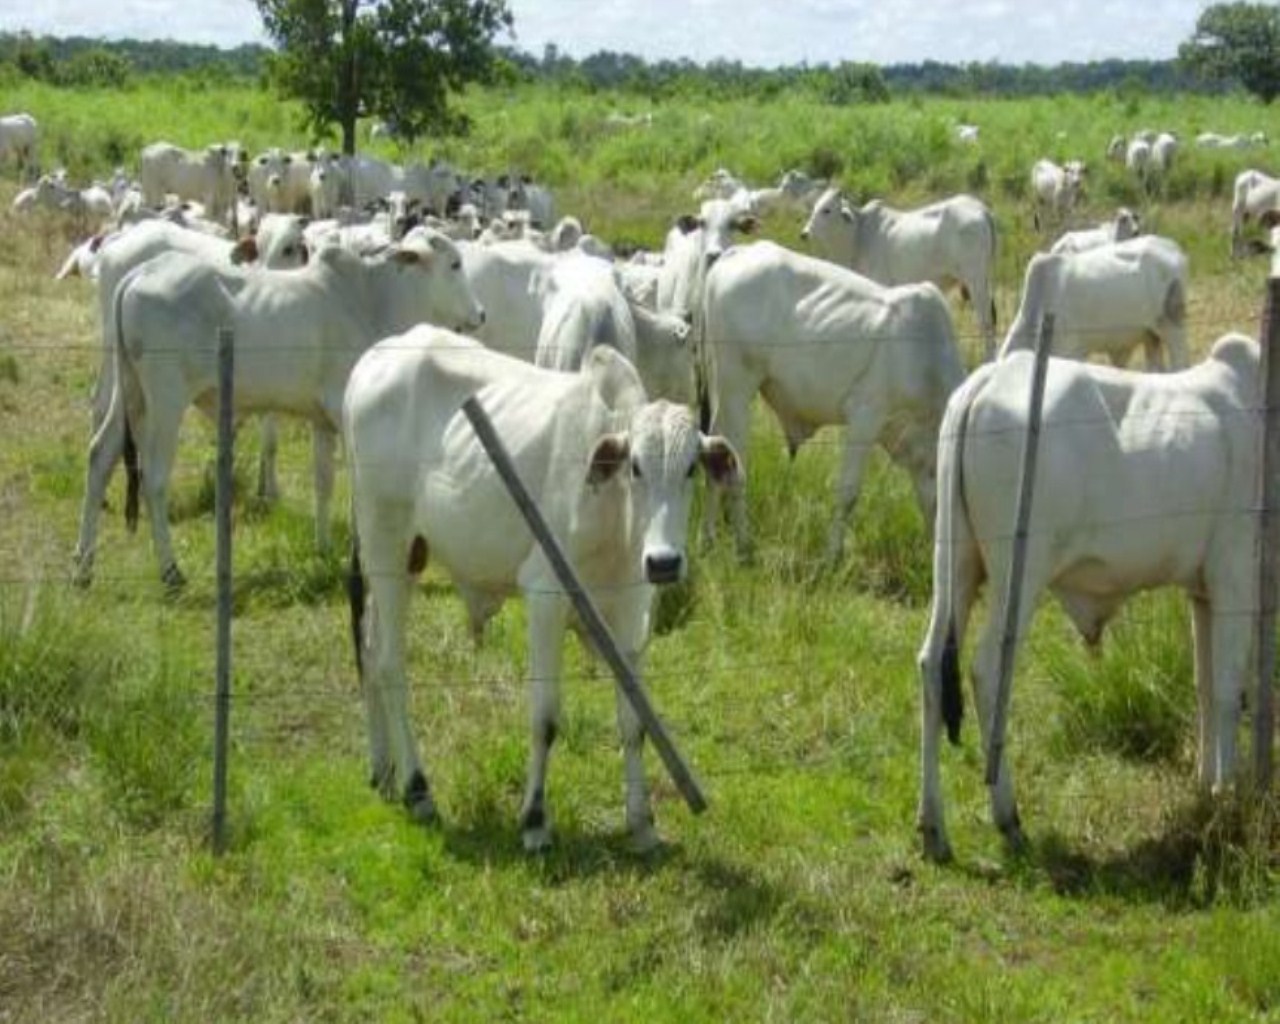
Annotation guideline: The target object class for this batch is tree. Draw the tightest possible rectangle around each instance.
[1179,2,1280,103]
[254,0,513,155]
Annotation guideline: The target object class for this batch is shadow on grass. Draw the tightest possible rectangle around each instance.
[999,793,1279,909]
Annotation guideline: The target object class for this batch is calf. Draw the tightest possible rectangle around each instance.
[918,335,1261,861]
[344,331,739,849]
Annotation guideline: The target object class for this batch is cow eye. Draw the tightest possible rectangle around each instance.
[451,260,462,271]
[630,459,642,480]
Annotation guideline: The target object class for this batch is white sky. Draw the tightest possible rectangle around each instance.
[0,0,1216,67]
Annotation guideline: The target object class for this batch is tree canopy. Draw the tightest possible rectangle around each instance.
[1180,1,1280,103]
[254,0,513,154]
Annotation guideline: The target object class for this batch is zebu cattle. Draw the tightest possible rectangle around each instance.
[1231,169,1280,256]
[918,335,1262,861]
[1000,236,1189,371]
[701,241,964,562]
[801,186,999,358]
[73,228,484,587]
[1030,158,1084,231]
[1048,207,1141,255]
[140,142,237,225]
[0,112,38,176]
[343,330,740,848]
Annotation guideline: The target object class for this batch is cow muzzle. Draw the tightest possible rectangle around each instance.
[644,550,685,586]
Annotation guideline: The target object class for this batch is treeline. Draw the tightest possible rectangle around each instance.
[0,30,1232,100]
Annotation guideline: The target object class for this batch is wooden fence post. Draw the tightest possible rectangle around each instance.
[1255,279,1280,790]
[211,327,234,854]
[461,396,708,815]
[986,315,1055,787]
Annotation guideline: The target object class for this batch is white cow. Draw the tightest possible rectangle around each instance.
[309,161,342,220]
[0,112,38,176]
[1048,207,1141,255]
[140,142,237,225]
[74,228,484,587]
[506,176,556,229]
[1125,137,1152,181]
[692,167,746,201]
[1151,132,1178,174]
[1030,158,1085,231]
[1231,169,1280,256]
[701,241,964,562]
[1000,235,1189,371]
[918,335,1262,861]
[956,124,980,144]
[344,330,741,848]
[801,187,999,358]
[11,174,82,215]
[1197,131,1268,150]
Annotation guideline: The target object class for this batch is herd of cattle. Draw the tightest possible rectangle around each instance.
[4,106,1277,859]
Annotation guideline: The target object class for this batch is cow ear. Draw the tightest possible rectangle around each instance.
[1261,209,1280,230]
[699,435,742,487]
[586,432,630,487]
[229,236,259,265]
[675,214,702,234]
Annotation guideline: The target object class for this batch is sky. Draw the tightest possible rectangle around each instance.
[0,0,1217,67]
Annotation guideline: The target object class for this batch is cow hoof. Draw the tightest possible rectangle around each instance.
[162,564,187,592]
[1000,816,1027,855]
[627,822,662,855]
[70,558,93,589]
[408,797,438,826]
[920,826,953,864]
[522,825,553,853]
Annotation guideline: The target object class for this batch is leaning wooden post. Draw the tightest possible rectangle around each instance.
[986,315,1055,787]
[1254,279,1280,790]
[211,327,235,854]
[461,396,708,815]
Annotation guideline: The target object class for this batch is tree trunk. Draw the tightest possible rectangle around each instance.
[339,0,358,158]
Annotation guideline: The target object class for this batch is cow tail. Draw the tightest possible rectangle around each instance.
[347,529,366,680]
[111,267,142,533]
[986,207,999,335]
[933,364,995,745]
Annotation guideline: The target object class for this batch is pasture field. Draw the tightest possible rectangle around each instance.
[3,79,1280,1021]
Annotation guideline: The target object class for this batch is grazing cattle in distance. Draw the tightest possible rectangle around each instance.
[692,167,746,201]
[1048,207,1141,255]
[343,331,740,849]
[73,228,485,588]
[801,186,999,358]
[1000,235,1189,371]
[1231,169,1280,257]
[1151,132,1178,174]
[701,241,965,563]
[506,176,555,229]
[1106,134,1126,161]
[0,112,38,177]
[140,142,238,226]
[955,124,980,144]
[11,174,83,215]
[918,335,1262,862]
[1030,158,1085,232]
[1197,131,1268,150]
[1125,137,1152,181]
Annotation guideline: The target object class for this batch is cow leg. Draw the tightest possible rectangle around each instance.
[312,424,337,553]
[826,403,883,565]
[72,399,127,585]
[918,545,983,863]
[257,415,279,502]
[138,402,187,589]
[705,386,752,556]
[1190,594,1216,789]
[1208,602,1250,794]
[969,273,997,362]
[519,592,567,851]
[970,591,1032,846]
[362,519,434,819]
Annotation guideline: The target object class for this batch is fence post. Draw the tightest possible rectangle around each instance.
[1255,280,1280,790]
[986,314,1055,787]
[461,396,708,815]
[211,327,235,854]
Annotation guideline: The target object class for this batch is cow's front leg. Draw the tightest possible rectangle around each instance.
[826,403,883,566]
[519,593,567,851]
[312,423,337,553]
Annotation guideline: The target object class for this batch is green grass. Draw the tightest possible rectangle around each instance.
[2,80,1280,1021]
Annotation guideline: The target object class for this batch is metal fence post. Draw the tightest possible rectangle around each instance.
[986,314,1055,787]
[461,396,708,814]
[212,326,235,854]
[1255,280,1280,790]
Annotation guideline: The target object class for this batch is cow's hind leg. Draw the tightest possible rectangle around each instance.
[825,402,884,566]
[1190,594,1215,789]
[257,414,279,502]
[312,424,337,553]
[137,401,187,589]
[73,399,126,585]
[519,593,568,851]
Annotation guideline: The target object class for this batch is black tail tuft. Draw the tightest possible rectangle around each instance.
[347,536,366,679]
[941,620,963,745]
[990,298,998,334]
[123,417,140,533]
[696,375,712,434]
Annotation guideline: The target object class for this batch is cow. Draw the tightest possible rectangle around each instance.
[1000,235,1188,372]
[1030,158,1085,232]
[692,167,745,201]
[656,195,760,323]
[1231,169,1280,257]
[11,174,82,215]
[0,112,38,177]
[701,241,964,563]
[956,124,980,144]
[343,329,741,848]
[1106,134,1126,162]
[1151,132,1178,174]
[1198,131,1268,150]
[73,228,485,588]
[801,186,999,359]
[1125,137,1152,182]
[1048,207,1141,256]
[506,176,555,229]
[140,142,237,226]
[917,334,1262,862]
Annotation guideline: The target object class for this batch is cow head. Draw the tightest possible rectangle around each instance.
[388,226,485,334]
[1114,207,1141,241]
[800,186,855,256]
